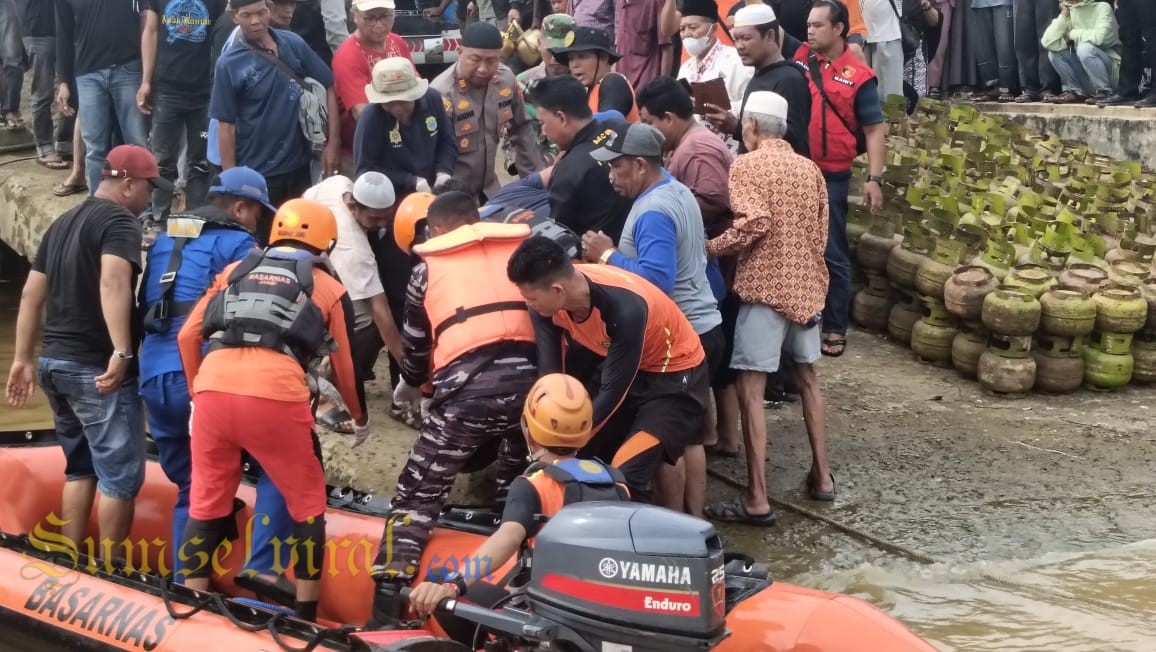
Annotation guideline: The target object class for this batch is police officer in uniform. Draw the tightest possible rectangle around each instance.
[431,23,546,202]
[138,167,295,592]
[405,373,630,641]
[369,191,539,627]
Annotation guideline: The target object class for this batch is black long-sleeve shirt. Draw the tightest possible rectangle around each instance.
[548,119,633,243]
[353,87,457,196]
[56,0,142,83]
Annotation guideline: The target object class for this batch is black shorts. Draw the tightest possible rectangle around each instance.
[351,324,384,383]
[700,324,727,388]
[582,359,710,473]
[713,293,741,388]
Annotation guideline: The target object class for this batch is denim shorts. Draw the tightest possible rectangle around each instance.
[37,357,147,501]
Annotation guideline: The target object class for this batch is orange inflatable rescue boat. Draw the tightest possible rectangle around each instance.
[0,439,937,651]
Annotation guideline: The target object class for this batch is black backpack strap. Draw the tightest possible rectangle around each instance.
[228,248,267,285]
[432,301,530,339]
[294,256,315,297]
[142,236,196,333]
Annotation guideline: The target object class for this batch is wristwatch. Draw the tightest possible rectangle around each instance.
[113,350,135,360]
[599,248,616,265]
[867,175,884,184]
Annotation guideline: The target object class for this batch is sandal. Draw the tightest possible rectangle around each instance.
[821,335,846,357]
[4,115,24,129]
[317,407,355,434]
[389,403,419,430]
[973,87,1001,102]
[807,472,837,502]
[1054,91,1084,104]
[704,494,776,526]
[704,443,740,458]
[997,93,1017,103]
[37,156,69,170]
[1014,92,1039,103]
[52,182,87,197]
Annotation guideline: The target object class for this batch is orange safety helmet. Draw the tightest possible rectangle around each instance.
[394,192,436,252]
[271,198,338,252]
[523,373,594,450]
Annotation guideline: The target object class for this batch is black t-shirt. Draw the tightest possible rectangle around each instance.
[737,59,812,158]
[57,0,143,81]
[32,198,143,370]
[548,120,633,242]
[500,476,544,537]
[17,0,54,37]
[149,0,227,96]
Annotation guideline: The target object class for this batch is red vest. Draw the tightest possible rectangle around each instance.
[793,43,876,174]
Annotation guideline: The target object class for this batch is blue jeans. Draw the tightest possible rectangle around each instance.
[822,173,851,336]
[0,0,23,115]
[1048,43,1115,96]
[75,60,149,196]
[140,372,293,580]
[24,36,72,157]
[37,357,146,501]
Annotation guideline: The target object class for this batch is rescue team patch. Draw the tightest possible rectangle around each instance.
[842,65,856,77]
[832,75,855,86]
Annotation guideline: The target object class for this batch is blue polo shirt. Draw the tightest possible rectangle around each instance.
[209,28,334,177]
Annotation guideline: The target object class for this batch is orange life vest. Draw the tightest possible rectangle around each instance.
[588,73,641,123]
[414,222,536,372]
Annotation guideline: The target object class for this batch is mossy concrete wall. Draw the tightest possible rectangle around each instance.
[978,104,1156,170]
[0,152,81,262]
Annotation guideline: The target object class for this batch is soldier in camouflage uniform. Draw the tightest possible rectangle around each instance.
[502,14,575,171]
[370,191,538,627]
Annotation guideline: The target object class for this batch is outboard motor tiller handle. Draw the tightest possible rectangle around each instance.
[398,587,561,642]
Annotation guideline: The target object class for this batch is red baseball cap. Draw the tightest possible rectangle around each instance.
[102,145,173,191]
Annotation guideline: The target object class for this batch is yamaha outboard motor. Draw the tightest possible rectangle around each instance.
[526,502,729,651]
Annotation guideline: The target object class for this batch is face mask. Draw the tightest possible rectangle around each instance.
[684,36,711,58]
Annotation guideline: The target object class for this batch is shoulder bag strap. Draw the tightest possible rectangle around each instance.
[241,38,306,85]
[807,53,857,135]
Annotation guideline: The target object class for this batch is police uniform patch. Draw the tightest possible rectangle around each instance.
[459,121,474,133]
[457,99,470,110]
[460,137,470,149]
[389,126,402,145]
[498,86,513,98]
[443,97,451,112]
[426,116,437,132]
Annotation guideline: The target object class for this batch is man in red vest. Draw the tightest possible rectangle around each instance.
[792,0,885,359]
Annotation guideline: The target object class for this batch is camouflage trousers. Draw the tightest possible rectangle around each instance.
[372,392,528,580]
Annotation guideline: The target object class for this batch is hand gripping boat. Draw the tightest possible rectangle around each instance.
[0,440,937,652]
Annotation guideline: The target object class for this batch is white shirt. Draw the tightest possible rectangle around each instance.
[677,40,753,151]
[860,0,902,43]
[303,176,384,303]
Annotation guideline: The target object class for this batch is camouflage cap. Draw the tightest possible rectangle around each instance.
[541,14,576,50]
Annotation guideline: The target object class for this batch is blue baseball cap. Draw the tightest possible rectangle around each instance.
[209,167,277,216]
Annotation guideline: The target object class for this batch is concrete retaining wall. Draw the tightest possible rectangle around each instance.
[977,104,1156,170]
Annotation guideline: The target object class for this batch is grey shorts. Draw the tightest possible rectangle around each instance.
[730,303,822,373]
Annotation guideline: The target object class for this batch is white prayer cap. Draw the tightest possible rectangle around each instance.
[745,91,788,121]
[733,3,776,27]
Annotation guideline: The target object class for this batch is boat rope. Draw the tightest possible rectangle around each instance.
[705,467,1154,621]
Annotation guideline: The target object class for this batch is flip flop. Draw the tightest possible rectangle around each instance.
[37,157,69,170]
[52,182,87,197]
[704,494,776,526]
[704,443,740,458]
[317,407,355,434]
[807,472,836,502]
[4,115,24,129]
[821,337,846,357]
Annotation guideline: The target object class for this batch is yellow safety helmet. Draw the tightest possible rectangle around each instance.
[523,374,594,449]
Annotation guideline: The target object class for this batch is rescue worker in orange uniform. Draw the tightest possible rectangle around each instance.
[506,235,711,506]
[406,373,630,641]
[370,190,539,627]
[177,198,365,622]
[548,26,641,122]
